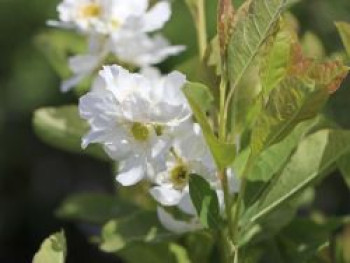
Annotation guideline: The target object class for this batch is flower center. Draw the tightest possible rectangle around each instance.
[80,3,101,18]
[110,18,121,29]
[131,123,150,141]
[154,125,164,136]
[170,165,190,190]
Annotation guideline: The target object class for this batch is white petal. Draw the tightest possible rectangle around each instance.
[150,186,183,206]
[60,74,85,93]
[142,1,171,32]
[157,207,201,234]
[116,156,147,185]
[117,162,145,186]
[178,192,196,215]
[216,190,225,213]
[227,169,240,194]
[69,54,100,74]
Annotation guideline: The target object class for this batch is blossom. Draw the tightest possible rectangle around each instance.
[111,32,185,67]
[54,0,185,92]
[79,65,191,186]
[149,123,218,207]
[53,0,172,35]
[149,123,240,233]
[61,33,185,92]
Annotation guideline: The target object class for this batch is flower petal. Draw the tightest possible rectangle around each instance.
[157,207,202,234]
[142,1,171,32]
[150,186,183,206]
[117,158,145,186]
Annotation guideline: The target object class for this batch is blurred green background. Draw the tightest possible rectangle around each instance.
[0,0,349,262]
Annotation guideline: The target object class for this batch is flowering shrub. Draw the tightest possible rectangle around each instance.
[32,0,350,262]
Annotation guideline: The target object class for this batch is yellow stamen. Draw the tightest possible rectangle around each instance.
[131,123,150,141]
[80,4,101,18]
[170,165,189,190]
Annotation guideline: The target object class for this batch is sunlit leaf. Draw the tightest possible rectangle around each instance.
[260,24,292,95]
[184,81,214,112]
[233,118,318,183]
[33,106,108,160]
[189,174,221,229]
[228,0,287,90]
[32,231,66,263]
[250,129,350,223]
[288,43,349,94]
[183,82,236,169]
[251,77,328,154]
[230,65,261,137]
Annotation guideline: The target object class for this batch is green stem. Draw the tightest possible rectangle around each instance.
[219,75,227,141]
[218,73,234,242]
[196,0,208,58]
[232,153,255,243]
[219,230,235,263]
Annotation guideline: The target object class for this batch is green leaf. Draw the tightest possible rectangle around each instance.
[228,0,287,89]
[100,211,175,253]
[336,22,350,57]
[251,77,328,154]
[56,193,138,224]
[33,106,108,160]
[34,30,85,78]
[239,202,298,247]
[185,232,214,263]
[260,24,292,95]
[32,231,66,263]
[250,129,350,223]
[183,81,214,112]
[246,118,318,182]
[337,153,350,188]
[183,0,197,17]
[119,242,191,263]
[230,65,262,137]
[307,60,349,94]
[183,82,236,169]
[207,36,222,76]
[189,175,221,229]
[301,31,326,59]
[276,217,350,263]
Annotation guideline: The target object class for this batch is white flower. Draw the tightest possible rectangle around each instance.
[61,33,185,92]
[79,65,191,186]
[157,206,202,234]
[52,0,171,35]
[61,35,108,92]
[111,32,185,67]
[150,123,218,208]
[52,0,185,92]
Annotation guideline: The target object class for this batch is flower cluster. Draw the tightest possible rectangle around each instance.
[79,65,239,233]
[51,0,239,233]
[49,0,185,92]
